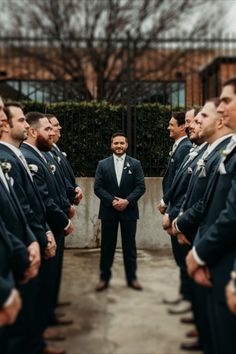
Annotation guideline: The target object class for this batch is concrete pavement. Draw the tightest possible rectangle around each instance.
[51,248,201,354]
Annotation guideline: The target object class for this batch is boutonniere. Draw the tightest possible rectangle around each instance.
[1,161,11,175]
[28,164,38,175]
[123,161,132,174]
[47,161,56,174]
[62,151,67,158]
[187,166,193,174]
[196,158,206,177]
[1,161,14,186]
[55,156,61,164]
[218,136,236,175]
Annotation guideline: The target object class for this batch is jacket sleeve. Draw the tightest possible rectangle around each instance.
[195,177,236,265]
[94,162,114,206]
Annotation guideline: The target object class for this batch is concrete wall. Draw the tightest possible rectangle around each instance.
[65,177,171,250]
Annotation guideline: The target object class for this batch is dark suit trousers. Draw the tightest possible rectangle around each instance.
[100,220,137,284]
[170,236,192,301]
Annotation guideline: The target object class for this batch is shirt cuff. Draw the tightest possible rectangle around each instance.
[174,219,181,233]
[64,220,71,231]
[3,290,14,308]
[192,246,206,266]
[161,198,168,208]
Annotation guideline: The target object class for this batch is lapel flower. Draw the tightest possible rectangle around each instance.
[62,151,67,158]
[187,166,193,174]
[28,164,38,175]
[196,158,206,177]
[1,161,11,174]
[124,161,130,170]
[55,155,61,164]
[47,161,56,174]
[1,161,14,186]
[218,136,236,175]
[123,161,132,174]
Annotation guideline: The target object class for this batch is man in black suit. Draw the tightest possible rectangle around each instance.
[186,79,236,354]
[46,114,82,205]
[94,132,145,291]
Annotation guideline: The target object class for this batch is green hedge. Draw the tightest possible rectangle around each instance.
[22,101,172,177]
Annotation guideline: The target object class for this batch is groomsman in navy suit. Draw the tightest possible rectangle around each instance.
[94,132,145,291]
[186,78,236,354]
[158,110,192,307]
[160,111,192,200]
[46,113,82,206]
[172,98,233,353]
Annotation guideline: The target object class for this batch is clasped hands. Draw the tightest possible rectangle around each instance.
[112,196,129,211]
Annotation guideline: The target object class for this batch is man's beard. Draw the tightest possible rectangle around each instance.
[36,135,52,151]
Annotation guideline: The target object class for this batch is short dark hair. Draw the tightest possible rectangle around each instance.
[223,77,236,93]
[3,102,23,127]
[172,111,185,126]
[45,113,55,120]
[111,131,128,143]
[25,111,46,128]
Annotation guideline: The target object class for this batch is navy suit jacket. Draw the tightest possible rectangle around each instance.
[43,151,71,215]
[177,137,232,238]
[0,144,48,250]
[165,144,208,221]
[0,216,29,305]
[162,137,192,195]
[21,143,69,234]
[94,155,145,220]
[0,173,36,247]
[193,142,236,299]
[51,145,78,203]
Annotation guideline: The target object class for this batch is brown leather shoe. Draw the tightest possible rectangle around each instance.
[128,280,143,290]
[42,345,66,354]
[57,301,71,307]
[180,340,203,351]
[186,329,198,338]
[95,280,109,292]
[43,328,66,341]
[180,316,194,324]
[52,318,73,326]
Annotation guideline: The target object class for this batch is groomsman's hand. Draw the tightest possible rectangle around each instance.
[177,233,191,245]
[186,250,199,277]
[68,205,75,219]
[64,220,74,236]
[112,197,129,211]
[192,267,212,287]
[74,188,83,205]
[0,289,22,325]
[162,213,170,230]
[44,231,57,259]
[22,241,41,282]
[157,202,166,215]
[225,271,236,314]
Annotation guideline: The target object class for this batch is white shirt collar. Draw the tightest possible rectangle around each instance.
[113,153,126,162]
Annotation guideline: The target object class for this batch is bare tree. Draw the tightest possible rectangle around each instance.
[1,0,228,101]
